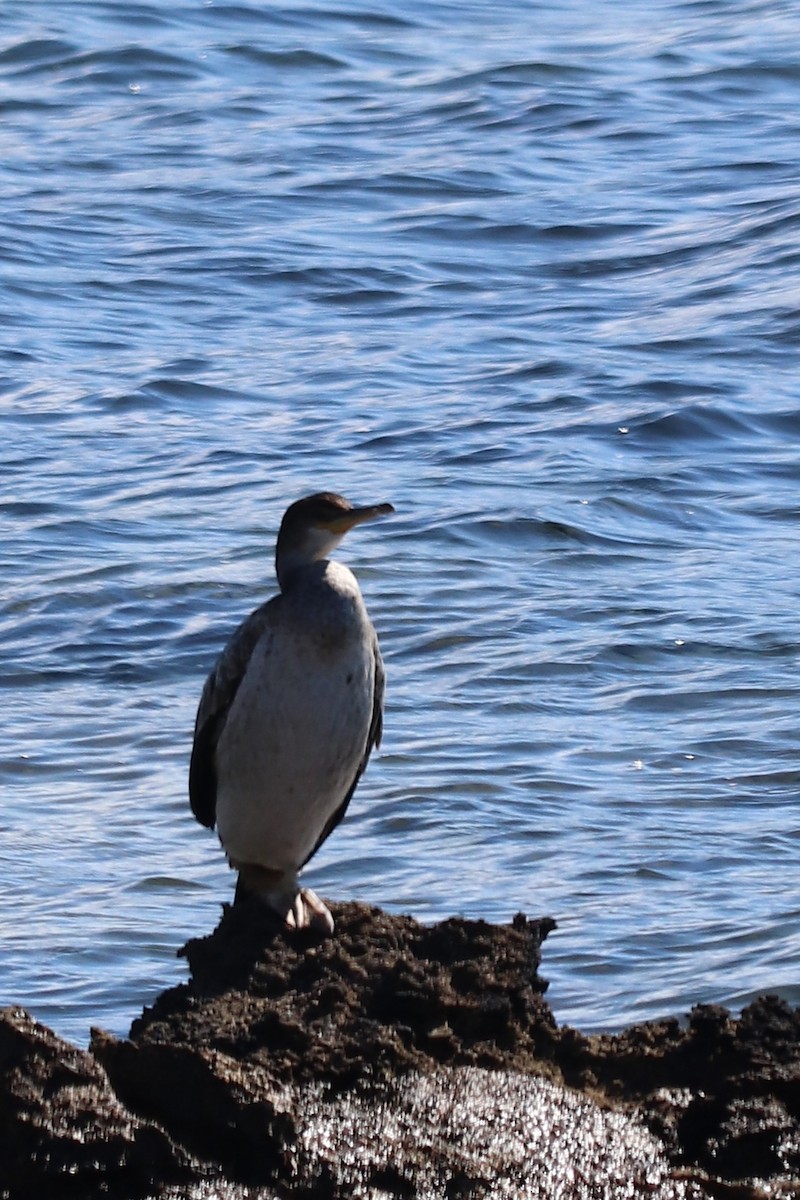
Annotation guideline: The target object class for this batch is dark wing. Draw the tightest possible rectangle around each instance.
[301,627,386,866]
[188,597,279,830]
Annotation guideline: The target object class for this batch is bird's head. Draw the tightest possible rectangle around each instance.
[275,491,394,588]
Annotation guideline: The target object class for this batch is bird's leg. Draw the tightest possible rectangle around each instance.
[234,863,334,934]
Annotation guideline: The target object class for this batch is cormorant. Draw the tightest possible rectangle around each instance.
[189,491,393,933]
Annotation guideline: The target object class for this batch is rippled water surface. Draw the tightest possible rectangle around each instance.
[2,0,799,1044]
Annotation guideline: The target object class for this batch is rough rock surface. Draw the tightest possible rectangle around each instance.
[0,1005,193,1199]
[2,901,799,1199]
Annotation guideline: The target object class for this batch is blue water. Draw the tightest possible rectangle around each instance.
[1,0,799,1046]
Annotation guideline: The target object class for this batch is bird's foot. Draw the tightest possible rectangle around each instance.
[286,887,335,935]
[234,865,334,935]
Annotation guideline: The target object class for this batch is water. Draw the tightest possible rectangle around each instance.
[1,0,799,1046]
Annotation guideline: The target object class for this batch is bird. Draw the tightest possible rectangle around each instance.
[189,491,393,934]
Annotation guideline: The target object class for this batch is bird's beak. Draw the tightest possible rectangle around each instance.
[328,502,395,533]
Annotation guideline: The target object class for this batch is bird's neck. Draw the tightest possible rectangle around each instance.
[279,559,367,651]
[275,528,344,591]
[276,551,316,591]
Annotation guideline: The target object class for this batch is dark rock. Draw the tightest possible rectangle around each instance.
[0,1006,195,1200]
[567,994,800,1187]
[2,902,799,1198]
[123,902,560,1088]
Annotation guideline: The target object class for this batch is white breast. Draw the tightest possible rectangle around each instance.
[213,561,375,874]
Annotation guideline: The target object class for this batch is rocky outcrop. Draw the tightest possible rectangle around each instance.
[2,902,798,1199]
